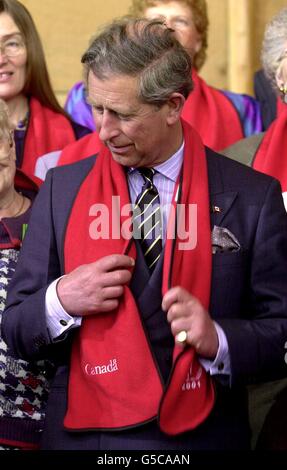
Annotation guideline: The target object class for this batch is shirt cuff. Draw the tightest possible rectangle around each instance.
[199,322,230,376]
[45,277,82,341]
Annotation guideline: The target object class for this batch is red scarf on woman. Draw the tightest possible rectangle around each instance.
[181,70,244,151]
[253,105,287,192]
[63,121,215,435]
[21,97,76,176]
[0,169,40,249]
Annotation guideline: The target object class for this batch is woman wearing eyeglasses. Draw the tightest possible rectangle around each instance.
[0,0,90,178]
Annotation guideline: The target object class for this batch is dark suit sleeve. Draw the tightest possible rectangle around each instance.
[218,179,287,386]
[2,169,63,361]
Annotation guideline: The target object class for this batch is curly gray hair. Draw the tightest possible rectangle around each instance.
[0,99,14,145]
[261,7,287,93]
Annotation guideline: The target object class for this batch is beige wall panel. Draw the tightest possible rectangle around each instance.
[227,0,254,94]
[19,0,287,102]
[21,0,130,103]
[203,0,287,93]
[201,0,228,89]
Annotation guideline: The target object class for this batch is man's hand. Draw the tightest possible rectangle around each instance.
[162,286,219,359]
[57,254,134,316]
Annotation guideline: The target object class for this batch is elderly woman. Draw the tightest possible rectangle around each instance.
[253,6,287,210]
[222,7,287,450]
[223,6,287,211]
[65,0,262,151]
[0,98,53,449]
[0,0,90,178]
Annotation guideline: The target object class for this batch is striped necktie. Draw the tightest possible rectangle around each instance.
[133,168,162,271]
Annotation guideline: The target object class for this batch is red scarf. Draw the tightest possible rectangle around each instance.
[21,97,76,176]
[0,169,40,249]
[57,132,101,167]
[181,70,244,151]
[14,168,41,193]
[63,121,215,435]
[277,97,285,117]
[57,71,243,168]
[253,105,287,192]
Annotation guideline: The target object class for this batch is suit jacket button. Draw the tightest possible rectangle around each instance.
[60,319,68,326]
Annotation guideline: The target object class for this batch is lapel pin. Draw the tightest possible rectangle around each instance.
[211,205,222,213]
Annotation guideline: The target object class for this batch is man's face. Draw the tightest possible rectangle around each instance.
[144,1,202,59]
[88,72,178,168]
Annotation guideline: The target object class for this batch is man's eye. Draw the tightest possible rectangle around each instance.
[118,114,130,121]
[93,107,103,114]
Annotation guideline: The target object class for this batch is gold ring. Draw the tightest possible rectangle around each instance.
[176,330,188,344]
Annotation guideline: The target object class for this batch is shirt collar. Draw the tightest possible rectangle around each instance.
[128,140,184,183]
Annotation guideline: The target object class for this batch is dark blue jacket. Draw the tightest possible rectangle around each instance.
[2,147,287,450]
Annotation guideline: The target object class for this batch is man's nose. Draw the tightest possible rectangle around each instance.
[98,110,119,142]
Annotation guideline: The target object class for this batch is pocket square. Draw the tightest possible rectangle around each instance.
[211,225,241,254]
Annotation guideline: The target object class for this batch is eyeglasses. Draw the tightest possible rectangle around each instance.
[0,37,25,57]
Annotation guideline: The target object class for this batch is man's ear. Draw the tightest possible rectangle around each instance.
[166,93,185,125]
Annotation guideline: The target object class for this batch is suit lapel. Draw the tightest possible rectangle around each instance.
[210,191,238,227]
[206,147,238,227]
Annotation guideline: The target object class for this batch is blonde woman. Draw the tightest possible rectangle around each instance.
[0,99,53,449]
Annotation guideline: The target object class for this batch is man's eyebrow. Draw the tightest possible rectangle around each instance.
[87,99,135,115]
[86,97,96,106]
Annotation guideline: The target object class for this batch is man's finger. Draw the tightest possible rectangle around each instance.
[175,330,188,346]
[100,269,132,287]
[102,285,124,299]
[162,286,193,311]
[95,254,135,273]
[166,301,194,322]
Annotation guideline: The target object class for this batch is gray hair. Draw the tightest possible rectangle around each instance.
[0,99,14,145]
[81,17,193,106]
[261,7,287,92]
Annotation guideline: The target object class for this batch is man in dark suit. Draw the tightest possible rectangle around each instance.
[2,18,287,451]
